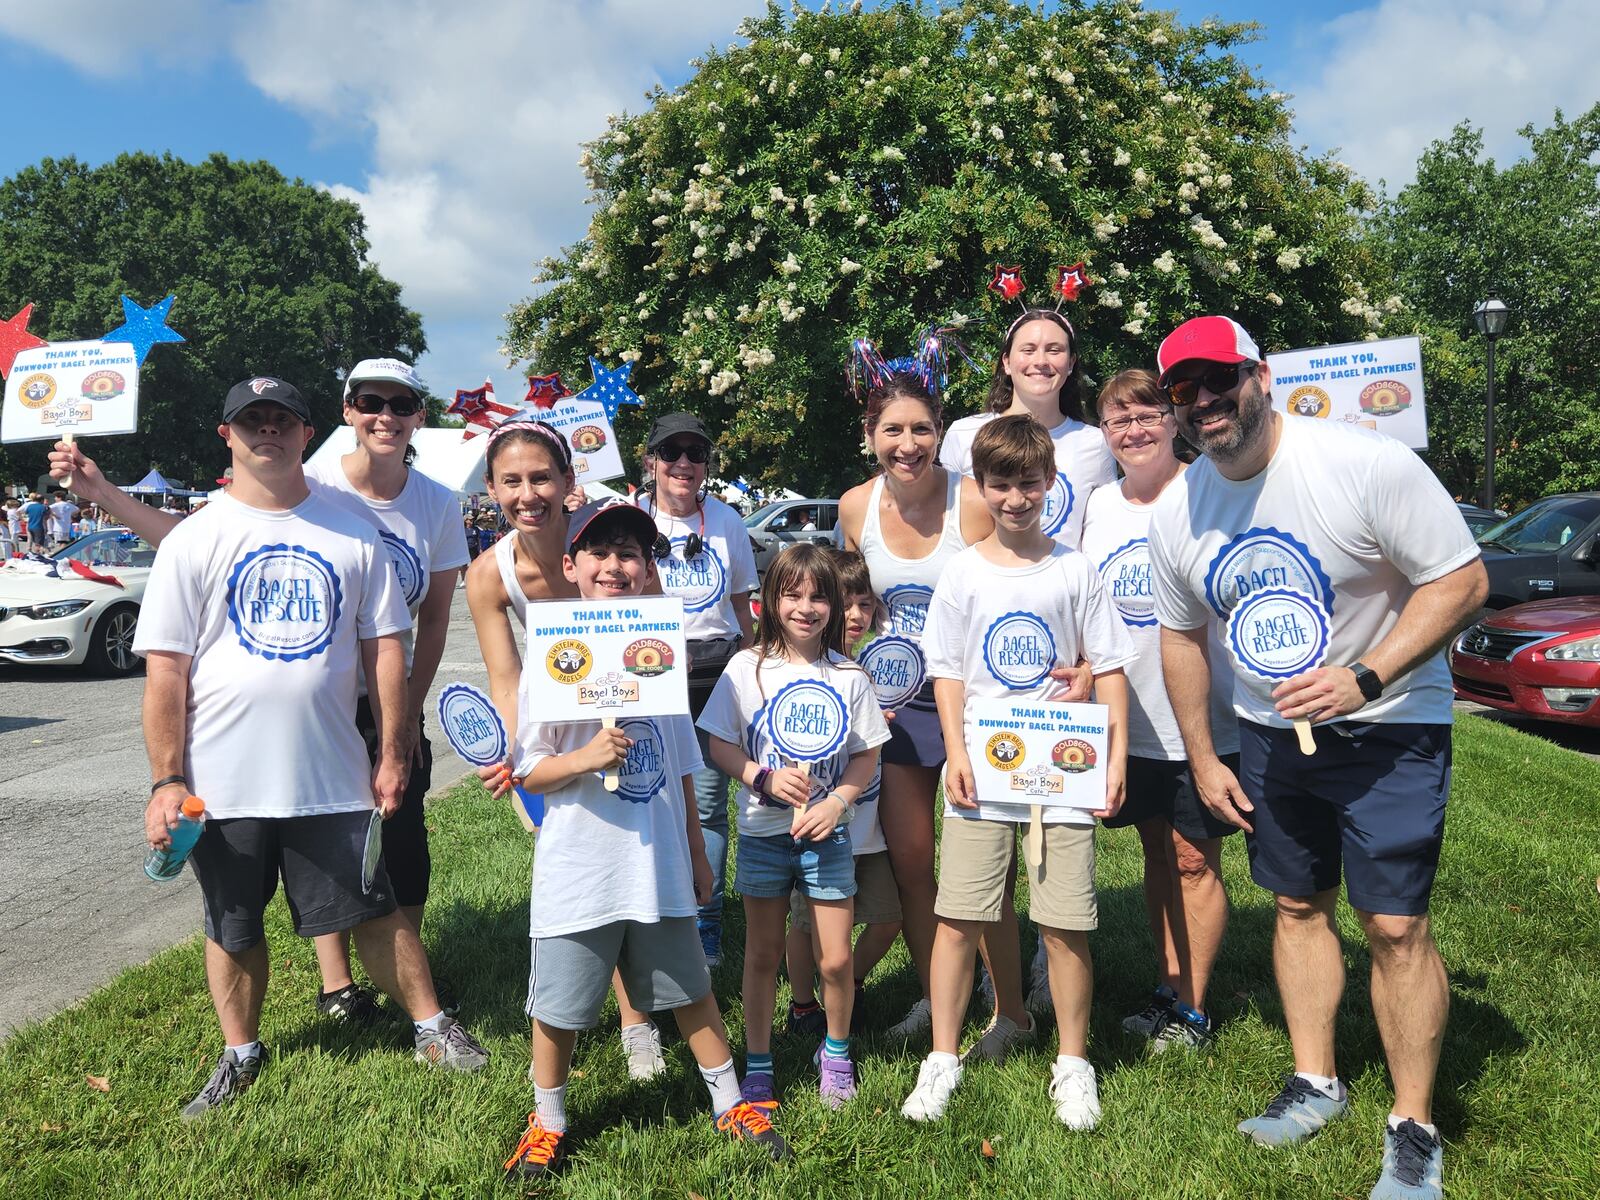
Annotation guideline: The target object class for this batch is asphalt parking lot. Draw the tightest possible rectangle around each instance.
[0,592,490,1039]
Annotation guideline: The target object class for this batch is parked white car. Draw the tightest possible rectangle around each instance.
[0,529,157,674]
[744,498,839,574]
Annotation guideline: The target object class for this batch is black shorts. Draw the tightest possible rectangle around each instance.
[189,811,396,951]
[881,682,946,768]
[1104,754,1242,842]
[355,697,432,908]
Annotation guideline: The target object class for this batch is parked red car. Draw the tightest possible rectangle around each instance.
[1450,596,1600,728]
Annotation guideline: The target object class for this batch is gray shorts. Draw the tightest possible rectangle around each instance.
[525,917,711,1029]
[188,811,396,952]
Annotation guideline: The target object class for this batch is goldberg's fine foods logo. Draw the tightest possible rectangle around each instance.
[19,373,56,408]
[571,424,607,452]
[1051,738,1098,773]
[1359,379,1412,416]
[1287,385,1331,418]
[622,637,674,677]
[546,638,593,684]
[985,731,1025,771]
[81,369,127,400]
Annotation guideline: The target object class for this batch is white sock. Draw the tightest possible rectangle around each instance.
[1055,1054,1092,1075]
[1296,1071,1345,1100]
[535,1084,568,1133]
[1390,1112,1438,1139]
[413,1010,449,1034]
[928,1050,961,1072]
[225,1041,261,1061]
[698,1057,742,1116]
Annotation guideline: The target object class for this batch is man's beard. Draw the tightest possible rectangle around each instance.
[1183,379,1270,466]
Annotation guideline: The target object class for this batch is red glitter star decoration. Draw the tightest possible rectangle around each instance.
[0,303,48,378]
[447,380,519,438]
[987,264,1026,303]
[1053,263,1091,302]
[523,372,571,410]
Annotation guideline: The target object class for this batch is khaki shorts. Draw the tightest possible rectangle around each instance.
[789,851,901,931]
[935,815,1097,931]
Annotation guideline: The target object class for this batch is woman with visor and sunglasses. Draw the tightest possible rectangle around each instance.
[47,357,470,1023]
[634,412,758,970]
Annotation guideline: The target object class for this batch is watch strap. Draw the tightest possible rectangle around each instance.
[1349,662,1384,702]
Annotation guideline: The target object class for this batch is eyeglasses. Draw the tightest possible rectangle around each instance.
[1101,410,1171,434]
[656,441,709,464]
[349,392,424,416]
[1164,361,1257,406]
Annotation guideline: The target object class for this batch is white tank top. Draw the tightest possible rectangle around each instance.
[858,468,967,639]
[494,533,529,629]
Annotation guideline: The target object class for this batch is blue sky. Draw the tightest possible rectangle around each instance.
[1,1,1593,408]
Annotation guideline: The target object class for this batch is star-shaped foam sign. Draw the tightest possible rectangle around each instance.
[988,264,1026,303]
[101,294,186,366]
[0,303,48,378]
[575,356,644,422]
[524,372,571,410]
[1053,262,1091,302]
[447,380,519,438]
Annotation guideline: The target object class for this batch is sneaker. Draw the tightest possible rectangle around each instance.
[963,1012,1037,1064]
[887,996,933,1041]
[1122,986,1177,1040]
[818,1052,857,1109]
[716,1100,791,1161]
[786,999,827,1039]
[181,1047,265,1120]
[1238,1075,1350,1146]
[698,918,723,970]
[1025,949,1053,1017]
[1151,1006,1214,1055]
[901,1054,963,1122]
[431,974,460,1019]
[1048,1059,1101,1130]
[620,1020,667,1081]
[412,1016,489,1072]
[502,1114,569,1179]
[316,982,383,1025]
[741,1071,778,1110]
[1370,1120,1444,1200]
[850,983,867,1038]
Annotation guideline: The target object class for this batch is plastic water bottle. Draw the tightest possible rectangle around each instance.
[144,795,207,881]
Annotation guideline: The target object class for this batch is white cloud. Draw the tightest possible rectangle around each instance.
[0,0,218,74]
[1292,0,1600,189]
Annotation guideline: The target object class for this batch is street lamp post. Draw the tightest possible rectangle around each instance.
[1473,298,1510,513]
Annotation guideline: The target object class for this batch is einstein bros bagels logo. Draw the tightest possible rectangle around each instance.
[984,731,1025,771]
[18,372,56,408]
[226,544,343,661]
[622,637,675,677]
[764,677,850,762]
[546,638,593,684]
[1287,385,1331,419]
[981,611,1057,689]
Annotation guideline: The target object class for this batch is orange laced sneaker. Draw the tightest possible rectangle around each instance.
[715,1100,792,1161]
[503,1114,569,1178]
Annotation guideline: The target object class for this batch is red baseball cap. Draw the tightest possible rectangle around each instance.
[1156,316,1261,386]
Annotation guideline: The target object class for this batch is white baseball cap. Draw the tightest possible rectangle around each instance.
[343,357,423,402]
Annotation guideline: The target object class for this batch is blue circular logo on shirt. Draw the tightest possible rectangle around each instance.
[659,538,727,613]
[617,717,667,804]
[882,583,934,636]
[1204,527,1334,619]
[1097,538,1156,628]
[1040,471,1075,538]
[857,634,926,708]
[379,530,425,608]
[764,677,850,762]
[982,610,1057,688]
[1224,587,1331,681]
[226,543,343,661]
[436,683,508,767]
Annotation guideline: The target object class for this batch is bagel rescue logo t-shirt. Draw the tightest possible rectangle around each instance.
[132,492,411,819]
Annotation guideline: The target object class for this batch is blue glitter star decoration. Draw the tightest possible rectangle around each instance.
[101,293,186,366]
[575,355,645,422]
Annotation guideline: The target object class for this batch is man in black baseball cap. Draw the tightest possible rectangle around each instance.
[223,375,313,424]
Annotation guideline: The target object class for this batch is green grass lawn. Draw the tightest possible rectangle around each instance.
[5,712,1598,1198]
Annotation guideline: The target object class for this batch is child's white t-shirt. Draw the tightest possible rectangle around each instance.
[131,491,411,819]
[517,712,704,939]
[922,543,1137,826]
[697,648,891,840]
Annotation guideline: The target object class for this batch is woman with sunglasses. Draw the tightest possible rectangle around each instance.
[635,411,758,970]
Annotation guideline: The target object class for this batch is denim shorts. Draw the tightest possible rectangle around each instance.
[736,826,857,901]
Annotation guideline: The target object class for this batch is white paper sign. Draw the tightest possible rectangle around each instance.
[1266,335,1427,449]
[535,396,625,485]
[967,697,1110,810]
[2,340,141,443]
[521,596,689,720]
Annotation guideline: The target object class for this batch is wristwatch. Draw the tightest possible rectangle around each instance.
[752,766,772,798]
[1349,662,1384,703]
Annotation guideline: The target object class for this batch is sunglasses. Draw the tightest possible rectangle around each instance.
[655,441,709,464]
[349,392,424,416]
[1164,361,1257,406]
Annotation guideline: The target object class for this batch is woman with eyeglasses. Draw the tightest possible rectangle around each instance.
[635,411,758,970]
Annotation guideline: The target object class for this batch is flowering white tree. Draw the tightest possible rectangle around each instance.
[505,0,1382,492]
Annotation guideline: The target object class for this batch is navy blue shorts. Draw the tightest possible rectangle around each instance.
[1104,753,1242,842]
[881,682,946,768]
[1237,720,1451,916]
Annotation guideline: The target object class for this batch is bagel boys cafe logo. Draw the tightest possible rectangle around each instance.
[982,611,1057,688]
[660,538,727,613]
[1203,528,1333,620]
[226,544,343,661]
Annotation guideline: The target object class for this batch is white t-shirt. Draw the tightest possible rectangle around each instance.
[923,543,1138,825]
[1147,417,1481,727]
[304,457,470,672]
[637,494,758,641]
[48,501,79,540]
[131,492,412,819]
[939,412,1117,549]
[697,648,891,839]
[516,711,703,939]
[1080,481,1239,761]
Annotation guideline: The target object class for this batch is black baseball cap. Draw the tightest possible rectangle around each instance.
[566,498,660,555]
[224,376,312,423]
[646,411,711,450]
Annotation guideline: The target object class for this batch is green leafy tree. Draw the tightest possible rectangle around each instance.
[1374,106,1600,505]
[507,0,1382,494]
[0,152,424,487]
